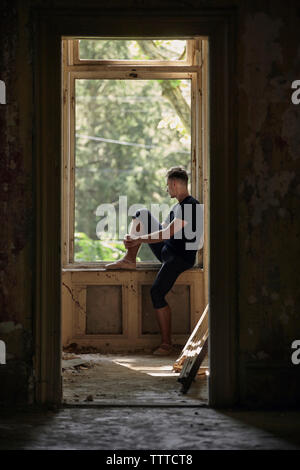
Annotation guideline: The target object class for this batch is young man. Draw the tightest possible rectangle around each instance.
[105,166,202,355]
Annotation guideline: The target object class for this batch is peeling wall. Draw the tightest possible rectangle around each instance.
[0,0,34,404]
[236,2,300,406]
[0,0,299,406]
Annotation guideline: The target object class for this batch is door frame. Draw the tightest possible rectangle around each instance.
[33,7,238,406]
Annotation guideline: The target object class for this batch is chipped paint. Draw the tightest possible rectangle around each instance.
[238,4,300,392]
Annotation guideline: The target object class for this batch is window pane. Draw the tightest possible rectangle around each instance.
[79,39,187,61]
[74,78,191,263]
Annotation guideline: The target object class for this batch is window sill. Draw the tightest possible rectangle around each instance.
[62,263,203,272]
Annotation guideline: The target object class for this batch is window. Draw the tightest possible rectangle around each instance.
[77,39,189,63]
[62,38,205,266]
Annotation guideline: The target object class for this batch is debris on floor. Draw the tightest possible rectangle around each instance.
[62,352,208,406]
[62,352,95,372]
[63,343,100,354]
[84,394,94,402]
[1,407,299,450]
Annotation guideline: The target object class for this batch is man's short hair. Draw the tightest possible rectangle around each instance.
[166,166,188,184]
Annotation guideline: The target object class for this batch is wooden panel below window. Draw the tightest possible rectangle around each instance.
[86,285,122,334]
[62,268,204,350]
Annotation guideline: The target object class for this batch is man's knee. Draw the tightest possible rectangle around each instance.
[134,208,162,235]
[133,207,149,219]
[132,208,150,234]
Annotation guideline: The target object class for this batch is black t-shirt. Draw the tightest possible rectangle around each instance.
[164,195,203,265]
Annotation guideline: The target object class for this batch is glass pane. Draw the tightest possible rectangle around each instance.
[74,78,191,263]
[79,39,187,61]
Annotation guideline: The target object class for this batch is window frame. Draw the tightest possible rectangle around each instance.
[62,38,205,268]
[73,38,193,66]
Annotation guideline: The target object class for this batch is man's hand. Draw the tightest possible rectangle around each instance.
[123,234,141,248]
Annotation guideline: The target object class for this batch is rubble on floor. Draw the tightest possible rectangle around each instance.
[62,352,208,406]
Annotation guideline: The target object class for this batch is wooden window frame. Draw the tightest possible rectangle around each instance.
[62,38,206,268]
[73,38,194,66]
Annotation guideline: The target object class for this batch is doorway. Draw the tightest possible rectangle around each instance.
[34,10,237,407]
[61,37,209,405]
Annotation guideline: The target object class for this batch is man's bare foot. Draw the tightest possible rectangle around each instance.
[104,257,136,270]
[152,343,174,356]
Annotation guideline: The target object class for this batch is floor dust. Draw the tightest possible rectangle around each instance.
[62,352,208,406]
[1,407,299,450]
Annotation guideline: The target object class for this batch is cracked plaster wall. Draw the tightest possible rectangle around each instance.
[236,3,300,406]
[0,0,299,406]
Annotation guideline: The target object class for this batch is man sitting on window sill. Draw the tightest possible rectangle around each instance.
[105,166,203,356]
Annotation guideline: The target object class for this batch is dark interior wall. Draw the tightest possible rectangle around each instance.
[234,0,300,406]
[0,0,299,406]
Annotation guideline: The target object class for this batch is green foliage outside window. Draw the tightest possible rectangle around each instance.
[74,40,191,262]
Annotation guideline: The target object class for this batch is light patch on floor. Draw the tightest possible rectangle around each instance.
[62,352,208,406]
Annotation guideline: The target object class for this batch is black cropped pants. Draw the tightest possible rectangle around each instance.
[133,208,194,309]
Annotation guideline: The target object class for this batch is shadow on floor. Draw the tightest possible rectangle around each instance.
[0,406,299,450]
[219,409,300,448]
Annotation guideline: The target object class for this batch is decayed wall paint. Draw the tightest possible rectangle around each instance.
[238,8,300,364]
[0,0,299,406]
[0,0,34,404]
[236,4,300,405]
